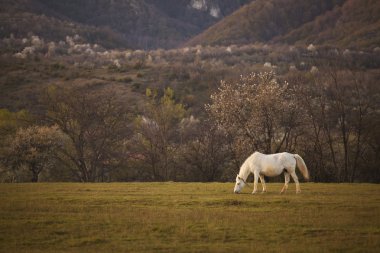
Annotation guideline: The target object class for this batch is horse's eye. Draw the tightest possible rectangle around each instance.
[237,183,240,185]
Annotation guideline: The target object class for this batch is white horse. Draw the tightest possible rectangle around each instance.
[234,152,309,194]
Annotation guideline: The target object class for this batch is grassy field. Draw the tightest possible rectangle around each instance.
[0,183,379,253]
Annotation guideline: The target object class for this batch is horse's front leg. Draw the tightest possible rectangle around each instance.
[252,172,259,194]
[259,175,266,193]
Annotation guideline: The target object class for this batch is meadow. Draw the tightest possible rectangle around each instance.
[0,183,379,252]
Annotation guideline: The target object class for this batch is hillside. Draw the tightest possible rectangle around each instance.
[0,0,251,49]
[187,0,380,49]
[275,0,380,49]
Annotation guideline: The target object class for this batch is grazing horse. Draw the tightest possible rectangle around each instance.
[233,152,309,194]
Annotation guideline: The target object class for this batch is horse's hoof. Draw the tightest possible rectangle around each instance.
[252,192,257,195]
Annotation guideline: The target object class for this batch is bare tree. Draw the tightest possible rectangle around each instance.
[179,121,231,182]
[43,85,130,182]
[290,66,379,182]
[315,68,377,182]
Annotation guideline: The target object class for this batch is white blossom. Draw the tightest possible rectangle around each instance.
[113,59,121,68]
[31,35,44,48]
[307,44,316,51]
[66,36,75,46]
[343,49,350,57]
[46,42,56,57]
[264,62,272,68]
[310,66,319,74]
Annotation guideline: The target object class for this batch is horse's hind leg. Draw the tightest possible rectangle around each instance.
[290,171,301,194]
[259,175,266,193]
[280,172,290,194]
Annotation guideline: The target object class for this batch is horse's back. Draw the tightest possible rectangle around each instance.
[251,152,296,176]
[265,152,295,166]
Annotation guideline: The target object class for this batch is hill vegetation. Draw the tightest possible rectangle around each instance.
[0,29,380,183]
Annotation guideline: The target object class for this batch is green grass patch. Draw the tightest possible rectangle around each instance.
[0,183,379,252]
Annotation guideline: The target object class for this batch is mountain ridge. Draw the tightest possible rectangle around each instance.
[0,0,251,49]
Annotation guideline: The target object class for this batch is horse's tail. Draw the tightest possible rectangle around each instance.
[294,154,310,181]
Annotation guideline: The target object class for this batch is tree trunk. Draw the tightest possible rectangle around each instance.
[31,170,39,182]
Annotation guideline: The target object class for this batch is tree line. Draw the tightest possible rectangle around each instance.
[0,68,379,183]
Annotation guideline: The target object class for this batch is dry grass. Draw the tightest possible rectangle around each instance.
[0,183,379,252]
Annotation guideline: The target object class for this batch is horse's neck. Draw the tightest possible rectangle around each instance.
[239,162,251,181]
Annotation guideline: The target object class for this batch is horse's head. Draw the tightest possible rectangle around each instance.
[234,174,245,194]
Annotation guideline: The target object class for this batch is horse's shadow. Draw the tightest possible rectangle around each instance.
[233,191,293,195]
